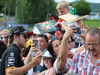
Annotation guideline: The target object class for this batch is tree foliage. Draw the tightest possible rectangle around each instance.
[0,0,57,24]
[0,0,16,16]
[17,0,57,24]
[69,3,74,7]
[0,1,4,13]
[74,0,91,16]
[17,0,28,23]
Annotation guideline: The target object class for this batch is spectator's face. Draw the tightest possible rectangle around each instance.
[85,34,100,56]
[1,36,7,44]
[52,40,61,57]
[37,37,48,52]
[43,57,53,69]
[58,8,69,16]
[17,34,28,48]
[30,34,38,40]
[1,32,9,45]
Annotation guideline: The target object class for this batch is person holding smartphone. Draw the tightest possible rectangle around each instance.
[24,34,49,74]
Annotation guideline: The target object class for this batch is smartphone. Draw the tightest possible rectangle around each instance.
[32,52,37,57]
[71,26,81,34]
[33,40,38,48]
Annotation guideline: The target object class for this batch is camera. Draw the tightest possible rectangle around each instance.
[71,26,81,34]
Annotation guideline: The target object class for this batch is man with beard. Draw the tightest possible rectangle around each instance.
[67,28,100,75]
[56,28,100,75]
[0,26,41,75]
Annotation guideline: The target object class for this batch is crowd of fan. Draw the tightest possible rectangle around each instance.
[0,0,100,75]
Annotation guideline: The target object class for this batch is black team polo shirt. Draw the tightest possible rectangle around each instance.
[0,43,26,75]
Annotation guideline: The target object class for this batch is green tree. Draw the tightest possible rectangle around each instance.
[0,0,57,24]
[17,0,28,23]
[69,3,74,7]
[0,1,4,13]
[74,0,91,16]
[17,0,57,24]
[0,0,16,16]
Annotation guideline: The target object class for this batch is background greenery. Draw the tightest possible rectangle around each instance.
[72,1,100,13]
[0,0,92,24]
[74,0,91,16]
[83,20,100,28]
[0,0,57,24]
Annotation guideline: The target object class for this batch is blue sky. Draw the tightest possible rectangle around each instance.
[55,0,100,3]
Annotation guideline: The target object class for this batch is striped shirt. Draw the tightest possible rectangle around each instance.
[68,50,100,75]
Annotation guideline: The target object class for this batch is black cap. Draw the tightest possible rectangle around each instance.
[9,26,27,38]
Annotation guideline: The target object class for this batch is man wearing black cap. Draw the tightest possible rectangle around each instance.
[0,26,41,75]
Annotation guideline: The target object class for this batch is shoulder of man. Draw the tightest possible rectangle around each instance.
[73,50,88,59]
[0,45,21,75]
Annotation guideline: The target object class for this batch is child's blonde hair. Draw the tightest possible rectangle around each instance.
[56,0,69,10]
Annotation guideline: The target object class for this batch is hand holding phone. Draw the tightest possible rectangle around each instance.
[32,51,38,57]
[33,40,38,48]
[71,26,81,34]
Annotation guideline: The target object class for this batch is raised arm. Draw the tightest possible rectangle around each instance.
[55,23,76,71]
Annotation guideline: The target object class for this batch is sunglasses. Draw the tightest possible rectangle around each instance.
[23,34,29,39]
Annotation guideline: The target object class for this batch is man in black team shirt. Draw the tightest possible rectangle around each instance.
[0,26,41,75]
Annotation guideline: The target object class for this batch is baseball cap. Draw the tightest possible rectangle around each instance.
[42,50,52,57]
[9,26,27,38]
[27,31,34,36]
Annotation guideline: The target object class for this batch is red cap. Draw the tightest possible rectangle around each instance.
[27,31,34,36]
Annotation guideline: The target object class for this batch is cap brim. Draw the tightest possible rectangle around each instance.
[42,50,52,57]
[20,31,34,37]
[42,55,52,57]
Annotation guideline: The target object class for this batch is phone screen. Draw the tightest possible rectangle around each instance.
[71,26,81,34]
[33,40,38,48]
[76,27,81,34]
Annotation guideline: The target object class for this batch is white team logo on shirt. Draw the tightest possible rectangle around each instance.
[10,52,14,57]
[7,52,15,67]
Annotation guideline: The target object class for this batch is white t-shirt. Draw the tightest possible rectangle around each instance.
[53,58,72,74]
